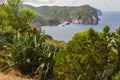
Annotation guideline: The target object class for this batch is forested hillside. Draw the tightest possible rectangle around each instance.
[24,5,102,25]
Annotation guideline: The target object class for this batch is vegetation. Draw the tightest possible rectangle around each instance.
[0,0,120,80]
[0,0,36,33]
[54,26,119,80]
[24,5,102,25]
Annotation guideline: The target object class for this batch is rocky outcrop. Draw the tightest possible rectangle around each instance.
[62,21,70,25]
[70,15,100,25]
[96,9,102,16]
[25,4,102,25]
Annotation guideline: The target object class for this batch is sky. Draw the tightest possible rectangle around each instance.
[23,0,120,12]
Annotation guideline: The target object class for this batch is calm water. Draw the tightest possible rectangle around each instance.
[44,12,120,42]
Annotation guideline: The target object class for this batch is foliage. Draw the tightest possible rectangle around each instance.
[0,0,120,79]
[70,5,96,16]
[113,27,120,72]
[54,26,118,80]
[0,32,59,79]
[112,71,120,80]
[0,0,35,33]
[46,18,60,26]
[0,0,60,79]
[24,5,101,25]
[32,15,47,26]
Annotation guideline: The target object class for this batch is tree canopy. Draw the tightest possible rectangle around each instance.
[0,0,35,33]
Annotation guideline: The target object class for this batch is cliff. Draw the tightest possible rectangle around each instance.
[68,5,101,25]
[70,15,99,25]
[24,4,102,25]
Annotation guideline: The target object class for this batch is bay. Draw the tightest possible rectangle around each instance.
[44,12,120,42]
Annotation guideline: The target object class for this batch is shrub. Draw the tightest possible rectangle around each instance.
[0,32,59,79]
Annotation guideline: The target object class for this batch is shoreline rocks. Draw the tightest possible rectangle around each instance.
[70,15,100,25]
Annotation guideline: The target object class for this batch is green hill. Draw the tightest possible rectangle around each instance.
[24,4,102,25]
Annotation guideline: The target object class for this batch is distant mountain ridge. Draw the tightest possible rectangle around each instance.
[24,4,102,25]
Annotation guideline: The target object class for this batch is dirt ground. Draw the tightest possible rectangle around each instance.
[0,68,41,80]
[0,69,31,80]
[0,73,28,80]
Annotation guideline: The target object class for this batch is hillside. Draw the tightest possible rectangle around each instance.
[24,5,102,25]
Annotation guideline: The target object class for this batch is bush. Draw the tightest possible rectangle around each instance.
[112,71,120,80]
[0,32,59,79]
[54,27,117,80]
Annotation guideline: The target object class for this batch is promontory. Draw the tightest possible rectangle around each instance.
[24,5,102,26]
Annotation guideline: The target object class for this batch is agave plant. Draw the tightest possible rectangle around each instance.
[0,38,13,72]
[0,32,59,79]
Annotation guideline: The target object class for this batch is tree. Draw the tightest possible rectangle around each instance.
[0,4,16,35]
[113,27,120,72]
[0,0,35,33]
[55,26,117,80]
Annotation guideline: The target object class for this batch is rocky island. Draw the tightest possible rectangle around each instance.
[24,5,102,26]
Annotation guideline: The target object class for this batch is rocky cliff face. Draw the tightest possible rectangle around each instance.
[70,15,100,25]
[25,4,102,25]
[96,9,102,16]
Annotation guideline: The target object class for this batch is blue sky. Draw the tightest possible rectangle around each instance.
[23,0,120,12]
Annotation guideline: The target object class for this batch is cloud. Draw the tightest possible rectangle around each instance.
[23,0,120,11]
[23,0,55,5]
[23,0,81,6]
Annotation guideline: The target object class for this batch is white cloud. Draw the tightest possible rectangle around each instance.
[23,0,120,11]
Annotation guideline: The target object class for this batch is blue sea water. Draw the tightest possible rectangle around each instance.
[44,12,120,42]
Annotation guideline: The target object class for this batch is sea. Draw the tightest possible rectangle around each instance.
[44,12,120,42]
